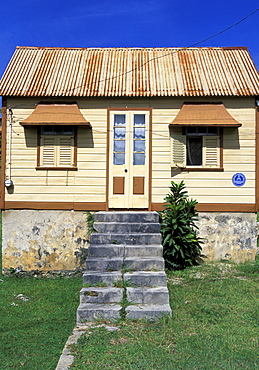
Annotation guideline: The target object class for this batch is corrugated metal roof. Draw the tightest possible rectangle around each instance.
[0,46,259,97]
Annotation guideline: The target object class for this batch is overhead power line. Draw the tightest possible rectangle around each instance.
[57,7,259,96]
[190,7,259,47]
[9,6,259,107]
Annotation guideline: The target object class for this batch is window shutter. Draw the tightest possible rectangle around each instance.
[171,135,186,168]
[203,136,220,167]
[58,136,74,166]
[41,137,55,166]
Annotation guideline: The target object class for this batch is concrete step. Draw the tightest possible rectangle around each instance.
[85,257,123,271]
[83,271,122,287]
[126,304,172,320]
[88,245,125,258]
[85,256,164,272]
[77,211,170,323]
[124,257,164,271]
[94,222,160,234]
[94,211,159,223]
[80,287,123,304]
[90,233,162,245]
[124,245,163,257]
[88,244,163,258]
[77,303,121,322]
[124,271,168,287]
[127,287,169,305]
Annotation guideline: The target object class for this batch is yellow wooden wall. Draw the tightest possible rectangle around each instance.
[4,97,256,205]
[152,98,256,204]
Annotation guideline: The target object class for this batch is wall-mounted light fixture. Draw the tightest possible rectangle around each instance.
[5,179,13,188]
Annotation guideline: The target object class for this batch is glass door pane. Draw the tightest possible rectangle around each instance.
[133,114,145,165]
[113,114,126,165]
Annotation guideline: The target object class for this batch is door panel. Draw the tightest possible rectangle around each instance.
[113,177,125,194]
[108,111,149,209]
[133,177,145,195]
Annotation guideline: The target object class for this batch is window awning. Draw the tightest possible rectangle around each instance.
[170,104,241,127]
[20,103,91,126]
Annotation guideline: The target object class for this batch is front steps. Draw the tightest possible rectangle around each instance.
[77,211,172,322]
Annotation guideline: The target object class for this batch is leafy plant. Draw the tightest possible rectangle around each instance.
[160,180,204,270]
[86,211,95,241]
[113,279,132,288]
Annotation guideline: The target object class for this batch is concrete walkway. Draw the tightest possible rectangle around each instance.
[55,323,120,370]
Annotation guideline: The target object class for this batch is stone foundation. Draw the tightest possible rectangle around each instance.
[197,212,258,263]
[2,210,89,272]
[1,210,258,272]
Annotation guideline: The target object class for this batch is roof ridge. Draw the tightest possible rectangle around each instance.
[15,46,248,51]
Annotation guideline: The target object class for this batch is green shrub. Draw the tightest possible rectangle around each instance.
[160,180,204,270]
[86,211,95,241]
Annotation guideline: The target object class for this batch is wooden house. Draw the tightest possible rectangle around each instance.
[0,46,259,271]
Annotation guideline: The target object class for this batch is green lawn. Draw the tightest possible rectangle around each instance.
[71,261,259,370]
[0,273,82,369]
[1,259,259,369]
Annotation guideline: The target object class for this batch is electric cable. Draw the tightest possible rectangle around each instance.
[51,7,259,97]
[5,6,259,110]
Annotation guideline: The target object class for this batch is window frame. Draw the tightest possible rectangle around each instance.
[36,126,78,170]
[171,126,223,171]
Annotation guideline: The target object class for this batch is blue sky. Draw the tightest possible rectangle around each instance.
[0,0,259,82]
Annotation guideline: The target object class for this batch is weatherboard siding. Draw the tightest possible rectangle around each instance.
[4,97,256,206]
[152,99,256,204]
[5,99,107,204]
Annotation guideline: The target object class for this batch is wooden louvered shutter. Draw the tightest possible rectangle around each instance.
[58,136,74,166]
[41,137,55,166]
[203,136,220,167]
[171,135,186,168]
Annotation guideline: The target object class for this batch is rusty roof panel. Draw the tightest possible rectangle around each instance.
[0,47,259,97]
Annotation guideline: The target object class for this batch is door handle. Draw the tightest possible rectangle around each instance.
[124,169,128,173]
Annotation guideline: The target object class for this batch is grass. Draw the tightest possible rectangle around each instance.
[1,204,259,370]
[0,273,82,369]
[1,262,259,369]
[71,261,259,370]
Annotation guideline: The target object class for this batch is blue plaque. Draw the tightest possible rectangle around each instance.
[232,173,246,187]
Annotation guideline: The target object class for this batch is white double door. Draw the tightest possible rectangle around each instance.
[108,110,150,209]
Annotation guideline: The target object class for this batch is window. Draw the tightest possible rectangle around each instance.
[133,114,146,165]
[113,114,126,165]
[112,113,146,166]
[171,126,221,169]
[37,126,76,169]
